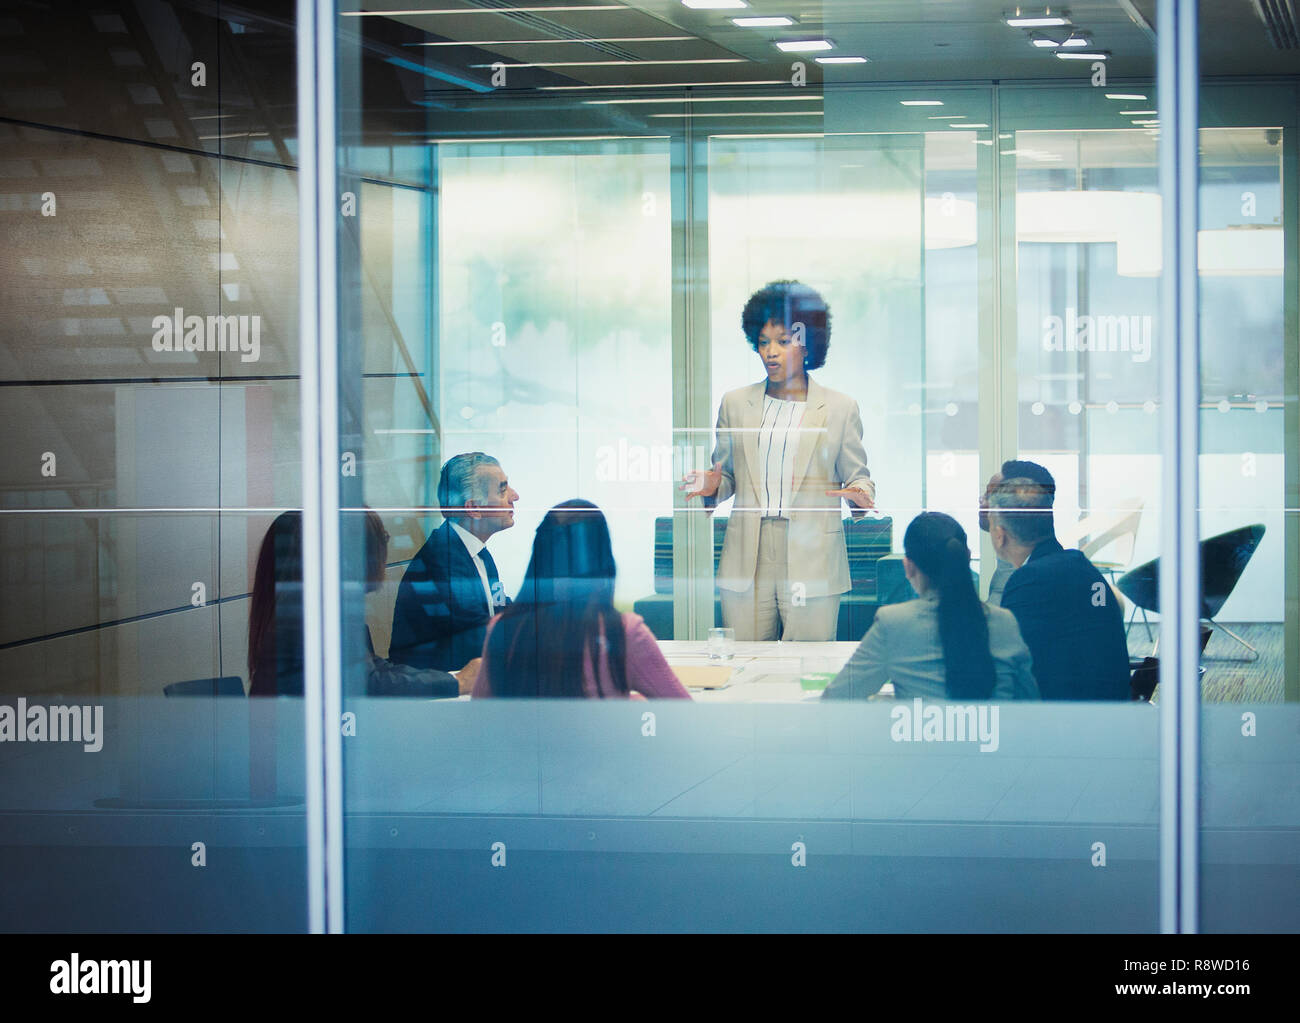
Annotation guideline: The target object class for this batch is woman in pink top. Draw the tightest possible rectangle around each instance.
[473,500,691,700]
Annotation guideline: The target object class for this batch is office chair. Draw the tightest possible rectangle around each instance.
[1115,524,1266,660]
[163,676,246,697]
[876,554,979,606]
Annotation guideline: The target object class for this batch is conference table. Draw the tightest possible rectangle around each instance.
[657,640,893,702]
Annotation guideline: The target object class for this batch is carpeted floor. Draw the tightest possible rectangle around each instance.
[1126,621,1288,703]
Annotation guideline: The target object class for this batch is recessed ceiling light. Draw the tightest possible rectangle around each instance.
[957,123,990,128]
[1120,109,1157,116]
[732,15,793,26]
[1056,50,1108,59]
[901,100,944,106]
[816,55,868,64]
[1133,119,1160,126]
[1004,10,1072,28]
[776,38,833,52]
[1030,34,1061,48]
[1059,32,1090,46]
[1105,93,1148,100]
[682,0,747,8]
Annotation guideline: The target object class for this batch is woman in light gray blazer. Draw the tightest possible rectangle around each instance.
[683,281,875,641]
[823,512,1040,701]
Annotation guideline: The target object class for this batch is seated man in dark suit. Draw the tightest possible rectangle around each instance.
[389,452,519,673]
[988,474,1131,700]
[979,459,1057,606]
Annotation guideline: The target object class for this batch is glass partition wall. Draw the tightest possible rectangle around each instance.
[0,2,313,929]
[1,0,1296,935]
[333,1,1179,933]
[1195,9,1299,927]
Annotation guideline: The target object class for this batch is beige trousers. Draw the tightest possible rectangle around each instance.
[719,518,842,641]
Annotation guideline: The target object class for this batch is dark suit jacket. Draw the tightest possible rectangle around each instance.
[389,521,506,673]
[1000,537,1131,700]
[362,627,458,699]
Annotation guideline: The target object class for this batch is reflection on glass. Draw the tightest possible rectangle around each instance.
[434,142,673,610]
[335,3,1186,932]
[1194,77,1297,933]
[0,0,310,931]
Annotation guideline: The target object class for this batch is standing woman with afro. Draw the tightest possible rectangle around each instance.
[683,280,876,641]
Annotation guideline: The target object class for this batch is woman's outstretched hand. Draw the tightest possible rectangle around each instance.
[682,462,723,501]
[826,486,874,511]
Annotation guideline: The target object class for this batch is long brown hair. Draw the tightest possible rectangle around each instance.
[248,508,388,696]
[248,511,304,696]
[485,500,626,698]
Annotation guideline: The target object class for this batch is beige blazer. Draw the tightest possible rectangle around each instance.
[704,376,874,597]
[822,592,1040,701]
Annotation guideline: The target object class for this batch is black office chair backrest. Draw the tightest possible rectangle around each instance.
[163,676,246,697]
[1115,560,1158,613]
[652,515,894,595]
[1200,524,1266,619]
[1115,524,1265,618]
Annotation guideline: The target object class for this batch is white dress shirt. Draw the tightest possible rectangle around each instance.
[758,396,805,517]
[449,520,494,615]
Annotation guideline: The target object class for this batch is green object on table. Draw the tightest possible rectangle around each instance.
[799,671,836,692]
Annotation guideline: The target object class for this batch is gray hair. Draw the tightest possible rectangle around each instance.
[438,452,500,516]
[988,477,1056,545]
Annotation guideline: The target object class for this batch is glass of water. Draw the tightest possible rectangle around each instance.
[799,656,837,692]
[707,627,735,663]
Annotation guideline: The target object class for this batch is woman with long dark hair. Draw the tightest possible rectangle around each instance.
[247,511,305,696]
[822,512,1039,701]
[248,509,470,697]
[474,500,691,699]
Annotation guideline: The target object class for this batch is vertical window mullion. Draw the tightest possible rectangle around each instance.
[298,0,346,935]
[1156,0,1202,936]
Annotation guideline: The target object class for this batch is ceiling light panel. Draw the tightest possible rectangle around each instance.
[775,38,834,52]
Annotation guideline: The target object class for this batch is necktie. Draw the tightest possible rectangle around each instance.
[478,546,503,611]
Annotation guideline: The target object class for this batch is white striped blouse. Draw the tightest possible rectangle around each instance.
[758,396,806,517]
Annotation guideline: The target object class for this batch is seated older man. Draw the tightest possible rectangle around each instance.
[389,452,519,673]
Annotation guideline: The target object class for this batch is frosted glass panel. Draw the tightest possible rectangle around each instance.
[436,143,673,608]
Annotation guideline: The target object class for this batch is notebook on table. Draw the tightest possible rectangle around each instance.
[671,665,735,689]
